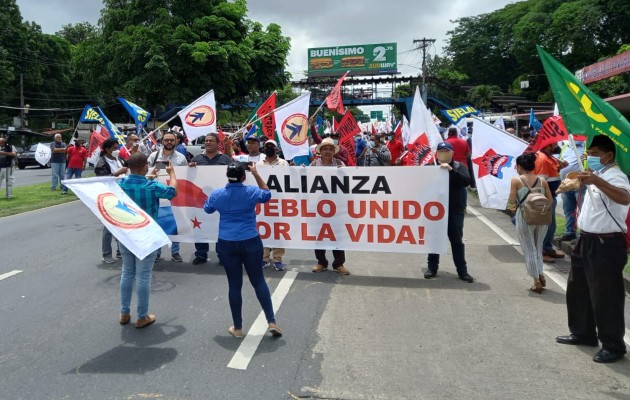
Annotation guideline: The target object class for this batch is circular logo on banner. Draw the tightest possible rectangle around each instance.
[184,106,215,127]
[97,193,150,229]
[281,114,308,146]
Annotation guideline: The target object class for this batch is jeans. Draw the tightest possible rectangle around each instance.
[194,242,209,260]
[314,249,346,269]
[51,162,66,190]
[428,210,468,275]
[562,188,585,236]
[102,226,120,256]
[64,168,82,193]
[543,197,558,252]
[217,236,275,329]
[0,166,14,197]
[157,242,179,258]
[119,243,158,319]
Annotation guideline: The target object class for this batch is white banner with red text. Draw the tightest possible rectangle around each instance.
[157,166,449,254]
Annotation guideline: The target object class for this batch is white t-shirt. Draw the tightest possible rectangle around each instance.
[233,153,266,163]
[105,157,123,176]
[577,165,630,234]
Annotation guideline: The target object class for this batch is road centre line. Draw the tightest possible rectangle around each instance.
[0,270,23,281]
[227,269,298,370]
[469,206,630,347]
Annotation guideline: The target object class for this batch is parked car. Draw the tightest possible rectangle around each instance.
[186,137,206,159]
[17,143,52,169]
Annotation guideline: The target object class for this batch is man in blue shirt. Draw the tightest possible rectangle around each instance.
[355,133,367,166]
[117,152,177,328]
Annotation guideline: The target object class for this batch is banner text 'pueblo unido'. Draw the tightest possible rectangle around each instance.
[157,166,449,254]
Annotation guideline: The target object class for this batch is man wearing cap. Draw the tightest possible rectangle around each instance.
[0,137,17,199]
[64,138,88,193]
[257,140,289,270]
[424,141,474,283]
[234,136,266,163]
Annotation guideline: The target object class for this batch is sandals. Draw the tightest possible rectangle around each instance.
[228,326,244,339]
[539,274,547,288]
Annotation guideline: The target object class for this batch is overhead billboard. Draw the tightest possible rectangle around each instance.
[308,43,397,77]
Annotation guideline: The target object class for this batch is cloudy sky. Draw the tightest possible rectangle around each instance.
[16,0,515,114]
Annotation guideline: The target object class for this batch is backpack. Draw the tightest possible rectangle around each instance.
[517,177,552,225]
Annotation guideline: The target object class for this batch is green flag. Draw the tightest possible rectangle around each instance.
[537,45,630,173]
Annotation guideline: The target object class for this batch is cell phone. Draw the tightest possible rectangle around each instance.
[154,160,168,169]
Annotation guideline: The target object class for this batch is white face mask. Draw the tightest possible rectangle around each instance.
[111,150,120,158]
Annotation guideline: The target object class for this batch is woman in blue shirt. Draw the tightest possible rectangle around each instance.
[204,162,282,338]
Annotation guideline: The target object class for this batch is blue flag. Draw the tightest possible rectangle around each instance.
[244,124,258,140]
[441,104,480,125]
[97,107,126,145]
[529,108,543,132]
[117,98,151,134]
[79,105,104,123]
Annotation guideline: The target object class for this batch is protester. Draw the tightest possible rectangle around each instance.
[556,135,629,364]
[189,133,234,265]
[366,134,391,166]
[119,133,142,160]
[508,153,553,293]
[355,132,368,166]
[50,134,67,192]
[64,138,88,193]
[148,131,189,262]
[174,133,189,160]
[310,138,350,275]
[95,139,128,264]
[445,127,471,163]
[257,140,289,271]
[233,136,265,163]
[557,140,586,241]
[204,162,282,338]
[424,142,474,283]
[0,137,17,199]
[232,138,245,156]
[386,132,404,166]
[310,124,349,165]
[118,153,177,328]
[534,142,568,263]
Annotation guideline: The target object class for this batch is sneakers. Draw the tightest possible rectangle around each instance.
[268,323,283,337]
[102,255,116,264]
[273,261,286,271]
[459,273,474,283]
[171,253,183,262]
[136,314,156,329]
[312,264,328,273]
[119,313,130,325]
[192,257,207,265]
[262,260,271,269]
[424,269,437,279]
[334,265,350,275]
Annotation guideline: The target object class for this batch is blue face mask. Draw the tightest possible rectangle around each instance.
[587,155,605,171]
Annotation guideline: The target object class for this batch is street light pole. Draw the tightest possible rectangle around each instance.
[413,38,435,104]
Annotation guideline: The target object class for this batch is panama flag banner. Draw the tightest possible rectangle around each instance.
[62,177,171,260]
[472,117,528,210]
[118,97,151,134]
[275,92,311,160]
[409,86,442,150]
[178,90,217,142]
[537,45,630,173]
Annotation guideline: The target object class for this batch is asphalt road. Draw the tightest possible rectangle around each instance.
[11,166,95,188]
[1,198,629,400]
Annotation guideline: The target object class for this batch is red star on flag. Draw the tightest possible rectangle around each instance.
[472,148,497,178]
[191,217,202,229]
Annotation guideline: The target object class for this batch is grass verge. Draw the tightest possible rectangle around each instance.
[0,183,78,218]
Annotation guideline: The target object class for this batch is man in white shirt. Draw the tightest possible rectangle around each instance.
[257,140,288,271]
[233,136,266,163]
[556,135,630,364]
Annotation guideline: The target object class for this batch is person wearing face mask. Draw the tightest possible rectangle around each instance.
[233,136,266,163]
[257,140,289,270]
[556,135,630,364]
[424,142,474,283]
[95,139,129,264]
[366,135,391,166]
[117,152,178,328]
[534,142,569,263]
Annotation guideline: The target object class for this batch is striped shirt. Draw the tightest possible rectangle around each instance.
[118,174,176,220]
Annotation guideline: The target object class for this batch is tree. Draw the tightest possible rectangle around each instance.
[467,85,503,110]
[55,22,98,45]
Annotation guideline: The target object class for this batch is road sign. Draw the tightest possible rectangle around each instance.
[370,111,383,120]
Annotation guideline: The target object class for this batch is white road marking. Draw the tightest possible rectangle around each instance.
[0,270,22,281]
[470,206,630,347]
[227,270,298,370]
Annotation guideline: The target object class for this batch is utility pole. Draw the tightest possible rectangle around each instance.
[413,38,435,103]
[19,72,25,128]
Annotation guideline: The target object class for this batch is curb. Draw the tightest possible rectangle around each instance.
[553,238,630,295]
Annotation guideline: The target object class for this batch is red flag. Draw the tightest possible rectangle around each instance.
[256,92,277,140]
[88,129,107,155]
[336,112,361,166]
[217,127,226,153]
[402,133,434,166]
[524,115,568,153]
[325,72,348,114]
[371,123,377,136]
[393,121,402,143]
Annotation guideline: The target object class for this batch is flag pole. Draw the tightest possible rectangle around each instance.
[233,92,311,136]
[568,134,595,202]
[309,70,351,122]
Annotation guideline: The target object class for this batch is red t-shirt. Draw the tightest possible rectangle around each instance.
[67,145,88,169]
[445,136,470,164]
[386,139,404,165]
